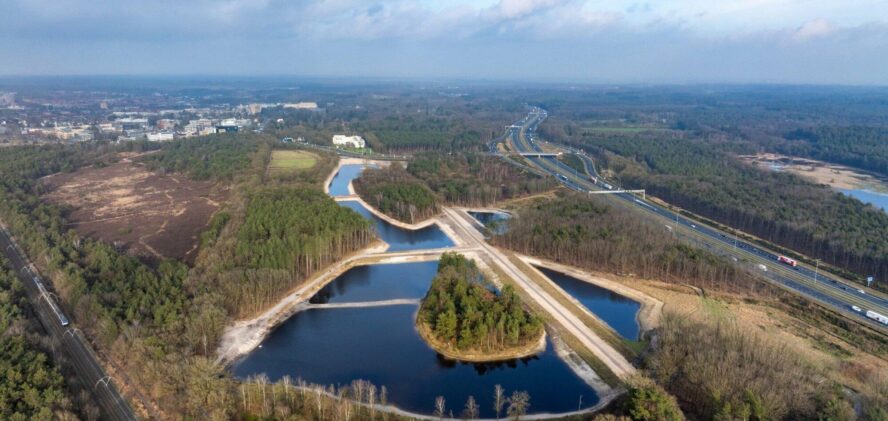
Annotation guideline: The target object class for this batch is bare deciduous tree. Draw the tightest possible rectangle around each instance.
[434,396,447,420]
[463,395,479,420]
[494,385,506,420]
[507,391,530,420]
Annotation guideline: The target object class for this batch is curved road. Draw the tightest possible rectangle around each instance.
[503,108,888,333]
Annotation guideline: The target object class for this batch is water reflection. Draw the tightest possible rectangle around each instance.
[537,266,641,340]
[339,200,454,251]
[233,305,598,418]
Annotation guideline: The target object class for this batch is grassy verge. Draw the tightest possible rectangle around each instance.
[507,255,638,360]
[483,255,623,387]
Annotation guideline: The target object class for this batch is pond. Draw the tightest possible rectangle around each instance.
[310,261,439,304]
[338,200,455,252]
[536,267,641,340]
[468,211,511,235]
[233,262,600,418]
[241,166,605,415]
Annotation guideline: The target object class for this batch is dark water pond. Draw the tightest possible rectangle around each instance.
[468,211,511,235]
[233,305,598,417]
[536,267,641,340]
[310,261,438,304]
[339,200,454,252]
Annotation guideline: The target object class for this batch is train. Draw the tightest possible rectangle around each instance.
[867,310,888,326]
[32,276,69,326]
[777,255,798,267]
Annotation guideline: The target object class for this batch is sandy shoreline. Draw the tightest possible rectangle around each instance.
[216,160,638,418]
[414,318,548,363]
[740,153,888,192]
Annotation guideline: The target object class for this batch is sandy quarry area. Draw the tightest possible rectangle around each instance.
[740,153,888,192]
[41,153,228,265]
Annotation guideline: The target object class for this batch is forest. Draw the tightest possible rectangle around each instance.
[0,257,79,420]
[778,126,888,178]
[0,142,215,414]
[418,253,543,353]
[648,313,887,421]
[407,152,555,206]
[141,133,260,180]
[227,187,373,316]
[492,192,767,296]
[353,163,441,224]
[541,129,888,290]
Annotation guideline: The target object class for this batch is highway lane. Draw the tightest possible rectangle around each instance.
[503,108,888,332]
[0,228,137,421]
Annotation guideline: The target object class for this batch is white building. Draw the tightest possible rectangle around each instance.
[282,102,318,109]
[183,119,215,137]
[332,134,365,148]
[146,132,175,142]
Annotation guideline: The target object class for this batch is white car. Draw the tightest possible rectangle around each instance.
[852,306,862,312]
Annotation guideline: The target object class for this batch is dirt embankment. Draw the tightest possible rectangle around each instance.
[41,154,228,265]
[518,255,663,334]
[415,318,547,363]
[739,153,888,192]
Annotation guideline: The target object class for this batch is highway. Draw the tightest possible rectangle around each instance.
[500,108,888,333]
[0,227,137,421]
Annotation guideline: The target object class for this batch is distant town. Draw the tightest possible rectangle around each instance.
[0,90,322,143]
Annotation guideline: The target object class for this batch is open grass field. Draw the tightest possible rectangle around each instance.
[269,150,319,175]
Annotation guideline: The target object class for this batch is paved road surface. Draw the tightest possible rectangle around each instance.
[441,207,637,379]
[504,108,888,333]
[0,228,138,421]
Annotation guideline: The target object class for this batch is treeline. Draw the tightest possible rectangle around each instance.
[492,193,768,295]
[141,133,260,180]
[647,313,887,420]
[0,139,387,418]
[0,144,206,412]
[355,115,484,153]
[0,141,261,417]
[0,258,80,420]
[780,126,888,178]
[227,188,373,316]
[418,253,543,352]
[565,133,888,290]
[354,164,441,224]
[407,153,555,206]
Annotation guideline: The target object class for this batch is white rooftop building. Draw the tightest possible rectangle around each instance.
[332,135,365,148]
[146,132,175,142]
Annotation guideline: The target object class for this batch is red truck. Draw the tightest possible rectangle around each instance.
[778,255,798,267]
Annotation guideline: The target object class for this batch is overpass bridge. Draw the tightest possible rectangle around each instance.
[518,151,562,157]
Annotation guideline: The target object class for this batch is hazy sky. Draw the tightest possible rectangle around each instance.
[2,0,887,84]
